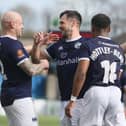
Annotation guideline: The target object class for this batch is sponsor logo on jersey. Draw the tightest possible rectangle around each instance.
[60,52,67,59]
[17,49,25,58]
[57,57,79,66]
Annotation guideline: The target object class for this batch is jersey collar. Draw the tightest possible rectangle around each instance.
[66,35,82,42]
[0,35,17,40]
[97,36,111,40]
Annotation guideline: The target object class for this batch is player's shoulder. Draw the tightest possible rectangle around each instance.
[78,36,90,43]
[84,37,119,47]
[110,39,124,52]
[47,38,64,48]
[81,37,94,47]
[0,37,21,45]
[9,39,23,50]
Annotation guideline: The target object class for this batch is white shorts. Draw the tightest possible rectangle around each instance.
[60,99,83,126]
[80,86,126,126]
[3,97,38,126]
[33,99,46,116]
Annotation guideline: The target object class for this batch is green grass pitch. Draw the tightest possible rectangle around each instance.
[0,115,60,126]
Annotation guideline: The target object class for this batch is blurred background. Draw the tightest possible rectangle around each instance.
[0,0,126,125]
[0,0,126,40]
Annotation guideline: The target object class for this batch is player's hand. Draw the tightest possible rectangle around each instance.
[33,32,59,46]
[33,32,46,46]
[48,32,60,43]
[65,101,75,118]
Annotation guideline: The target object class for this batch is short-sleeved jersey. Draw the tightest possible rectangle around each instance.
[0,36,31,106]
[79,36,125,95]
[46,36,88,100]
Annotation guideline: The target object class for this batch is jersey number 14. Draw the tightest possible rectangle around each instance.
[101,60,117,84]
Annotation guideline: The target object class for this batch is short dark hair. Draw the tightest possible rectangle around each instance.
[59,10,82,26]
[91,13,111,29]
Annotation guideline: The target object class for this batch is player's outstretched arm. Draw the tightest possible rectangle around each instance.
[31,32,59,63]
[31,32,48,63]
[19,58,49,76]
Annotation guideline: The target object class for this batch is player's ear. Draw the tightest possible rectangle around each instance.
[71,18,76,27]
[10,21,16,29]
[107,26,111,33]
[5,21,13,29]
[9,22,13,28]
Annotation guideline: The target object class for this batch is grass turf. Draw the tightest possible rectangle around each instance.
[0,115,60,126]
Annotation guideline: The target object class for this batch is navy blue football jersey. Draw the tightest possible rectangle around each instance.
[120,71,126,102]
[46,36,88,100]
[79,36,125,96]
[0,36,31,106]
